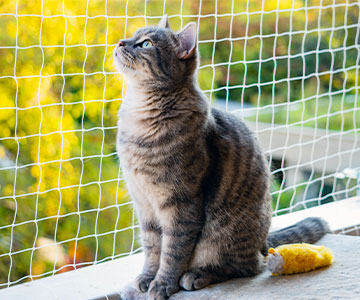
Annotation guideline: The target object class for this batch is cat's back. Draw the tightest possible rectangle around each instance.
[203,106,271,207]
[207,107,265,165]
[209,107,255,148]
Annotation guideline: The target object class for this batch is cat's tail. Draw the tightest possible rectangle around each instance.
[267,217,331,249]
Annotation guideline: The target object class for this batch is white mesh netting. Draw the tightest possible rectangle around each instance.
[0,0,359,288]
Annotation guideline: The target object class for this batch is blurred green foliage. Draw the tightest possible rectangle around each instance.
[0,0,359,287]
[246,93,360,131]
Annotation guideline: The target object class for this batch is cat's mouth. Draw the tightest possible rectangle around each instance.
[114,47,136,72]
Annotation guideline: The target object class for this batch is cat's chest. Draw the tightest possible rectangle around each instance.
[123,167,173,205]
[116,121,160,171]
[116,107,176,168]
[117,117,179,203]
[116,125,168,192]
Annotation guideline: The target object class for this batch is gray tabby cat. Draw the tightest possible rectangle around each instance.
[114,16,329,300]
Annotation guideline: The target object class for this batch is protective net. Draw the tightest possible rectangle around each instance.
[0,0,359,288]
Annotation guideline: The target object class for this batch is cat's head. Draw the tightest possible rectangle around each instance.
[114,15,198,87]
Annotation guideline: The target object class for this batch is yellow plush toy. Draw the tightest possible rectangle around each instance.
[267,243,334,276]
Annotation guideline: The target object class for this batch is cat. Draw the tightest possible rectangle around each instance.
[114,15,330,300]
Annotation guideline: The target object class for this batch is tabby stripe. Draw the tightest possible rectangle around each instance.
[217,114,242,203]
[140,54,168,82]
[199,130,222,205]
[168,236,196,248]
[156,269,176,280]
[154,47,171,78]
[120,129,190,149]
[296,223,313,242]
[142,221,162,234]
[159,194,194,209]
[225,126,254,204]
[162,251,188,261]
[234,149,256,202]
[163,227,200,238]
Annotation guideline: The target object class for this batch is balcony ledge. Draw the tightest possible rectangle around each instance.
[1,234,359,300]
[1,198,360,300]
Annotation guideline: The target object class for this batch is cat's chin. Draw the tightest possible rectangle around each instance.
[114,54,136,77]
[115,60,135,74]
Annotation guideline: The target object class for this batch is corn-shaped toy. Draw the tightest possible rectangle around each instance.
[267,243,334,276]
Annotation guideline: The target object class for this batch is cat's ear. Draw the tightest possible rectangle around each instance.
[176,22,197,60]
[158,15,170,29]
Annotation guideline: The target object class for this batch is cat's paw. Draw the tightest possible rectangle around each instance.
[179,271,211,291]
[121,282,148,300]
[135,273,155,293]
[148,277,179,300]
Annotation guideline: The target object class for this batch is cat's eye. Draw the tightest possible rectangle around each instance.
[141,40,153,48]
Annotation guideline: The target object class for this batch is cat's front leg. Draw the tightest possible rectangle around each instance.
[135,219,162,293]
[148,198,203,300]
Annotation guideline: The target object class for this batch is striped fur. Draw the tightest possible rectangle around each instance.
[114,17,329,300]
[267,217,330,249]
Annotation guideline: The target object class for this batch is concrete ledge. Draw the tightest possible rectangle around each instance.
[271,197,360,234]
[1,234,360,300]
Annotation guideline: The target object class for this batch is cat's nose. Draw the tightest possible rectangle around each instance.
[118,40,125,47]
